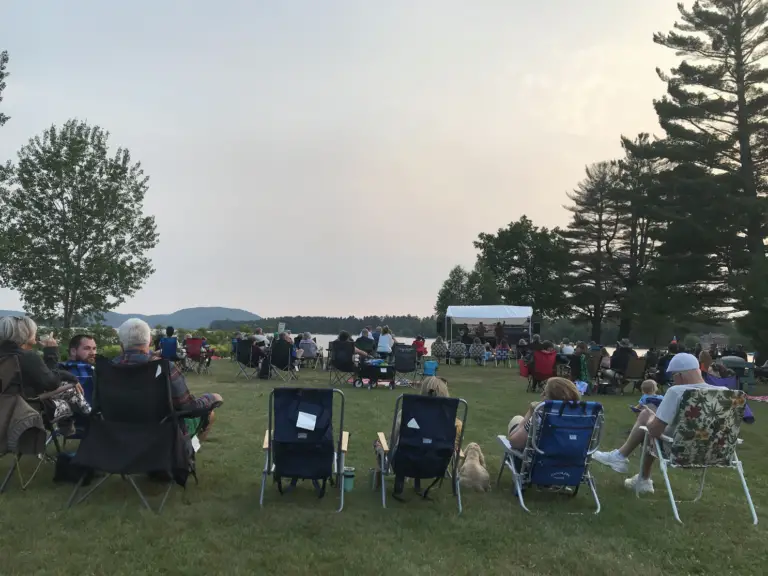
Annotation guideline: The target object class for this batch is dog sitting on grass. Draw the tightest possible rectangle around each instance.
[459,442,490,492]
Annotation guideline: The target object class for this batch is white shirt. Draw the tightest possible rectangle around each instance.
[561,345,575,355]
[656,383,727,435]
[377,333,394,353]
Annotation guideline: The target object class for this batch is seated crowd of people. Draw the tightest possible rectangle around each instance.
[0,316,223,452]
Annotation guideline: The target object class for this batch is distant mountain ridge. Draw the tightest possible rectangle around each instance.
[0,307,261,329]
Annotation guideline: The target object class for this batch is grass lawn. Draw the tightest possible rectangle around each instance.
[2,361,767,575]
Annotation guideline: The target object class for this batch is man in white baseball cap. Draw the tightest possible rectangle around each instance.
[593,353,727,494]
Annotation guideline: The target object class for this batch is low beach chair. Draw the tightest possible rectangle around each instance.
[637,387,757,524]
[496,400,604,513]
[495,348,511,367]
[620,356,647,394]
[260,387,348,512]
[374,394,468,513]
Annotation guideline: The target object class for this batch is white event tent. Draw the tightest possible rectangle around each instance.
[445,305,533,341]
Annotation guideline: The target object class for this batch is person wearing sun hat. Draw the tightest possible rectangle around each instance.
[592,353,727,494]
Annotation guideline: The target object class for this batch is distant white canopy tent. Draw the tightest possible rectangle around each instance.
[445,305,533,341]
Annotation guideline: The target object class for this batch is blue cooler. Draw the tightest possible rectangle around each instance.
[423,360,438,377]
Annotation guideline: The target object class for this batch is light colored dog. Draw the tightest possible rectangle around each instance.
[459,442,490,492]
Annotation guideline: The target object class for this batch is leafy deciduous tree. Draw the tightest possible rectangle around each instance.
[0,120,159,327]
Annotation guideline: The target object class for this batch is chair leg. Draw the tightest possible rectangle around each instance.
[658,457,682,523]
[66,474,86,508]
[734,454,759,525]
[0,458,17,493]
[587,474,601,514]
[380,453,387,509]
[509,456,531,513]
[496,455,506,487]
[70,473,112,507]
[337,451,345,513]
[694,468,707,503]
[455,474,463,515]
[259,451,269,508]
[127,475,155,511]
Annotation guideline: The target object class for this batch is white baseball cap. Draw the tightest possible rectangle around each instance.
[666,353,699,374]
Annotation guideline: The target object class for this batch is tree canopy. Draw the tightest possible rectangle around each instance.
[0,120,159,327]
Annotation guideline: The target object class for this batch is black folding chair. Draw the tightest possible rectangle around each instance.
[0,355,52,493]
[235,339,259,380]
[260,387,349,512]
[268,340,298,382]
[67,358,216,513]
[328,341,358,387]
[374,394,468,514]
[393,344,419,387]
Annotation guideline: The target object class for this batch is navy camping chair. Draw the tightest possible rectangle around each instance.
[374,394,468,513]
[267,339,298,382]
[496,400,604,513]
[393,344,419,387]
[235,339,258,380]
[328,341,358,387]
[260,387,349,512]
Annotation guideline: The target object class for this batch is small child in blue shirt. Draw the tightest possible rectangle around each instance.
[634,379,664,412]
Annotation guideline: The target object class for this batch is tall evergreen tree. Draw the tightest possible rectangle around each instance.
[434,265,472,319]
[562,161,619,342]
[652,0,768,350]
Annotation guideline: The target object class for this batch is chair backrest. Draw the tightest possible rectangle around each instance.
[94,357,174,424]
[270,339,293,370]
[496,349,509,360]
[624,356,647,380]
[159,337,178,360]
[236,339,254,365]
[185,338,204,359]
[587,351,601,378]
[330,341,356,370]
[270,387,340,480]
[449,342,466,358]
[532,349,557,381]
[354,337,374,354]
[667,388,745,467]
[393,345,417,372]
[0,354,22,395]
[391,394,466,480]
[525,400,604,487]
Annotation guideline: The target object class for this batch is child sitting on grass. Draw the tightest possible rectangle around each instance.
[633,379,664,412]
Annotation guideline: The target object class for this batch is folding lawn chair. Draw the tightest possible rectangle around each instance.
[185,338,209,375]
[620,356,648,394]
[0,355,53,493]
[67,357,218,513]
[235,339,259,380]
[495,348,511,367]
[638,387,758,524]
[527,349,557,393]
[496,399,604,514]
[393,344,419,387]
[267,339,298,382]
[159,337,184,372]
[374,394,468,514]
[328,341,358,387]
[260,387,348,511]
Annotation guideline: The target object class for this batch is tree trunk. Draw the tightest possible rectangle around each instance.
[590,318,602,343]
[618,316,632,341]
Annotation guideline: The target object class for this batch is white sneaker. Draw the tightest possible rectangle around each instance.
[624,474,654,494]
[592,450,630,473]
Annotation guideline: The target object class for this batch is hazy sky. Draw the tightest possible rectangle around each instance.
[0,0,680,318]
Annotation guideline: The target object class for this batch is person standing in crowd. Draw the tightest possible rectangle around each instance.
[475,322,486,341]
[494,322,505,346]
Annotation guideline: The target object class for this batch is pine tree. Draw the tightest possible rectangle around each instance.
[562,161,619,342]
[0,51,9,127]
[653,0,768,351]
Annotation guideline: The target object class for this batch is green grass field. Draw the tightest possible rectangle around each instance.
[2,361,766,575]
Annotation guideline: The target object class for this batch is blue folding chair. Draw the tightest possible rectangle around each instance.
[497,400,604,513]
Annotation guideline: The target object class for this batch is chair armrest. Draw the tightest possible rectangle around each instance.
[639,425,673,443]
[737,438,744,445]
[341,431,349,453]
[377,432,389,453]
[263,430,270,450]
[496,434,513,451]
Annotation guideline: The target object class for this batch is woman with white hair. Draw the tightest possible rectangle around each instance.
[0,316,79,398]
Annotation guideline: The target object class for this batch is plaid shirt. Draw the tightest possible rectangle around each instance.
[59,361,96,405]
[113,350,215,412]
